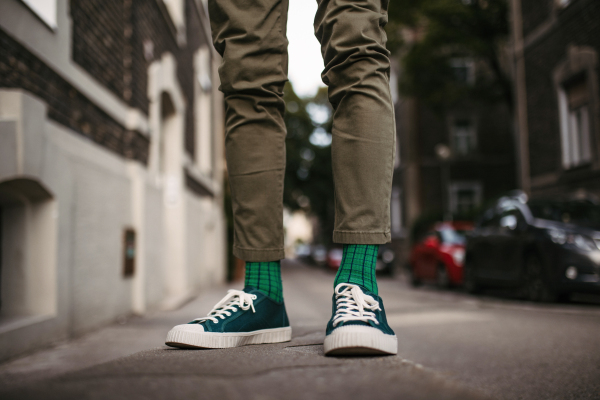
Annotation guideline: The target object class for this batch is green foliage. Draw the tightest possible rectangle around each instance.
[387,0,512,114]
[283,83,335,244]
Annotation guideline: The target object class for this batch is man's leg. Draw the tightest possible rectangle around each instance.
[165,0,291,349]
[315,0,397,356]
[211,0,289,263]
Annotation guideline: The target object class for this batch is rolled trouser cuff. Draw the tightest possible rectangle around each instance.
[233,246,285,262]
[333,230,391,245]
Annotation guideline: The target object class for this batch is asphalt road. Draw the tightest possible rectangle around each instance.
[1,259,599,399]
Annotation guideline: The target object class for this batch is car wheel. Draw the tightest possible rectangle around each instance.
[436,264,450,289]
[463,258,481,294]
[525,255,557,302]
[408,265,422,287]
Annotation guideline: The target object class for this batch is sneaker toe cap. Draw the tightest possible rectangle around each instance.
[170,323,205,333]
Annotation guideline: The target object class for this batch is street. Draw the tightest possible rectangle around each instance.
[1,260,599,400]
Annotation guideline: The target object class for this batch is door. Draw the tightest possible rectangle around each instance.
[470,207,501,279]
[496,207,527,282]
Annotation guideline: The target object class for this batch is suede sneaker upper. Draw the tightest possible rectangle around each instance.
[166,287,291,349]
[188,287,290,333]
[325,283,395,337]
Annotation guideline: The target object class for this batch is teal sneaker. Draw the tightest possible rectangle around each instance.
[165,288,291,349]
[324,283,397,356]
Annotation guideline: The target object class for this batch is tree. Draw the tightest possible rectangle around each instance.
[283,83,335,245]
[387,0,512,114]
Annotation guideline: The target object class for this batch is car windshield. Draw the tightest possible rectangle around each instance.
[439,228,467,245]
[529,200,600,229]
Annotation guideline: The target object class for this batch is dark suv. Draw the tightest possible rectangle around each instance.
[465,191,600,301]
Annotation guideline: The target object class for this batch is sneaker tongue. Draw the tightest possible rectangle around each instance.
[338,283,373,297]
[243,286,269,298]
[340,319,375,328]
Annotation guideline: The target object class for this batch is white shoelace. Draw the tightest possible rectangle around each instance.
[332,283,381,327]
[192,289,257,324]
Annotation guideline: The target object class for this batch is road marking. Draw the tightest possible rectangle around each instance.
[386,311,489,327]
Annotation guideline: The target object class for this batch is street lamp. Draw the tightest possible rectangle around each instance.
[435,143,452,221]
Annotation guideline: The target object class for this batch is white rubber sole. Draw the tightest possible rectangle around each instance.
[323,325,397,356]
[165,326,292,349]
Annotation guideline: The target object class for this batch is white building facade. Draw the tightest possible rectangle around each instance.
[0,0,226,362]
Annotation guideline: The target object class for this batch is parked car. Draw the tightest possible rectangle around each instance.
[310,244,327,266]
[409,221,473,288]
[376,244,396,276]
[464,191,600,302]
[326,247,344,270]
[295,243,312,261]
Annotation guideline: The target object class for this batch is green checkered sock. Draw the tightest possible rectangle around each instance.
[334,244,379,294]
[244,261,283,303]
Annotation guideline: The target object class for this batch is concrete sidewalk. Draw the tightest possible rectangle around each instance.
[0,261,490,400]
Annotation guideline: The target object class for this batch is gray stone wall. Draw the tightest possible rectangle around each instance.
[70,0,212,158]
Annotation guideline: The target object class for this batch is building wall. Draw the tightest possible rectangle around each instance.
[519,0,600,196]
[69,0,212,157]
[0,23,149,163]
[391,72,517,265]
[402,100,516,216]
[71,0,127,101]
[0,0,225,362]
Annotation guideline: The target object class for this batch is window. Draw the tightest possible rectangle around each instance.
[450,118,476,156]
[450,58,475,85]
[449,182,482,216]
[163,0,185,28]
[391,187,403,235]
[159,92,176,176]
[439,228,467,245]
[22,0,57,29]
[499,207,526,230]
[162,0,186,45]
[558,76,592,168]
[529,199,600,228]
[122,228,136,278]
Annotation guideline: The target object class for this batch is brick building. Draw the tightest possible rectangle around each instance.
[0,0,226,361]
[511,0,600,198]
[389,60,517,261]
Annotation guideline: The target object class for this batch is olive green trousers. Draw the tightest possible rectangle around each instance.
[208,0,395,261]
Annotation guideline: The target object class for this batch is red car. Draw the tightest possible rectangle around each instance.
[326,248,344,270]
[409,221,473,288]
